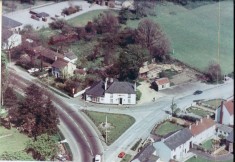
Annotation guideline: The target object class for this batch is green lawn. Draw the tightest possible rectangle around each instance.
[120,154,132,162]
[201,139,213,151]
[202,99,224,110]
[187,107,212,117]
[68,9,118,27]
[84,111,135,145]
[154,121,183,136]
[126,1,233,74]
[0,126,29,155]
[186,156,233,162]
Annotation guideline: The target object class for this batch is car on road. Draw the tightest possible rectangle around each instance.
[118,152,125,158]
[193,90,203,95]
[95,154,101,162]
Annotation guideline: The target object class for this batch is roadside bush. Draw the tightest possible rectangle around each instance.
[136,89,142,101]
[131,138,142,151]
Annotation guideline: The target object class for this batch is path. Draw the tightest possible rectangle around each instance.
[190,149,234,161]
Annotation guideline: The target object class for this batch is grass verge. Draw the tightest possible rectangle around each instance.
[154,121,183,136]
[187,107,212,117]
[84,110,135,145]
[186,156,233,162]
[120,154,132,162]
[202,99,225,110]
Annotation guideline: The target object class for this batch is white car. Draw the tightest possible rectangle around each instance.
[27,68,39,74]
[95,154,101,162]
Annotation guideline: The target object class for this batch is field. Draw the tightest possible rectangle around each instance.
[153,121,183,136]
[126,1,233,74]
[0,126,29,155]
[84,111,135,145]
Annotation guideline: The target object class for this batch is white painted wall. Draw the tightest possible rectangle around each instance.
[222,107,233,125]
[154,141,171,162]
[192,125,216,144]
[85,93,136,105]
[171,139,192,161]
[158,83,170,90]
[64,57,77,64]
[3,33,22,50]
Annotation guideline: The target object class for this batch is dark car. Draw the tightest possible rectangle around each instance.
[193,90,203,95]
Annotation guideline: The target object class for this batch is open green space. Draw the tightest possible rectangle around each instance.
[126,1,233,74]
[186,156,233,162]
[202,99,224,109]
[84,111,135,145]
[120,154,132,162]
[68,9,117,27]
[154,121,183,136]
[187,107,212,117]
[0,126,29,155]
[201,139,213,151]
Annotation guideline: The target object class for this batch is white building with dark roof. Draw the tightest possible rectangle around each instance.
[85,78,136,105]
[153,128,193,162]
[2,29,22,50]
[2,16,23,31]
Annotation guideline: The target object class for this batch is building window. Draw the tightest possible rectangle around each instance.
[110,94,113,98]
[128,94,131,98]
[162,84,165,88]
[128,99,131,103]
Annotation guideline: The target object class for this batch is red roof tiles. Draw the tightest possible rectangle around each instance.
[224,100,234,115]
[190,117,215,136]
[155,78,170,85]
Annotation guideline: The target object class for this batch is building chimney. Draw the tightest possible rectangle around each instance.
[200,118,203,123]
[207,115,210,119]
[104,77,108,90]
[196,121,199,125]
[54,56,57,61]
[219,101,224,124]
[189,124,191,130]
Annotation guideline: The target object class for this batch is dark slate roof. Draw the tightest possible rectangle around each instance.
[132,144,159,162]
[64,51,77,60]
[226,131,234,143]
[216,123,233,134]
[2,16,22,29]
[85,81,105,97]
[106,82,135,94]
[164,128,193,150]
[2,29,13,42]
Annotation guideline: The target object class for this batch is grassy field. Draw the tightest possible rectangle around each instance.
[84,111,135,145]
[126,1,233,74]
[186,156,233,162]
[154,121,183,136]
[68,9,118,27]
[202,99,224,109]
[202,139,213,151]
[0,126,29,155]
[187,107,212,117]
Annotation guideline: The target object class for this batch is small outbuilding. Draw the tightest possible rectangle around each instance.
[152,77,170,91]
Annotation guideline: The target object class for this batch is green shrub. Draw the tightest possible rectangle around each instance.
[136,89,142,101]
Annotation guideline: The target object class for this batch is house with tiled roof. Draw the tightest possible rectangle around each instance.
[85,78,136,105]
[189,116,216,144]
[63,51,77,64]
[153,128,193,162]
[2,29,22,50]
[51,58,76,78]
[215,99,234,126]
[131,144,160,162]
[152,77,170,91]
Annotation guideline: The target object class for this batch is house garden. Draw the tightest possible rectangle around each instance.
[186,106,212,117]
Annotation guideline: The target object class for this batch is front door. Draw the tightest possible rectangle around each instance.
[119,98,122,104]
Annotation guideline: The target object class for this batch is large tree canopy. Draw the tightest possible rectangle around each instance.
[13,84,59,139]
[136,18,171,62]
[118,44,150,80]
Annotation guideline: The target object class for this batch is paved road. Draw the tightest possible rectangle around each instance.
[8,67,103,162]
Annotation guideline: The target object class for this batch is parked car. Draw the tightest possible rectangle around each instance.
[27,68,39,74]
[95,154,101,162]
[193,90,203,95]
[118,152,125,158]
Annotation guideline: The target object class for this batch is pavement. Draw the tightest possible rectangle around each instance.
[4,1,110,29]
